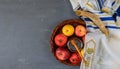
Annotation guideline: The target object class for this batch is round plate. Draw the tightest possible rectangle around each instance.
[50,19,86,66]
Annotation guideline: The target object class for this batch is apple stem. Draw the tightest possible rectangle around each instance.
[58,39,62,43]
[66,30,69,32]
[72,59,75,62]
[79,30,81,32]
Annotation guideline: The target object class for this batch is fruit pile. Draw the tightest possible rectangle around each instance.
[50,19,87,66]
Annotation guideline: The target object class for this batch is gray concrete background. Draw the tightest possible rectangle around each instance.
[0,0,80,69]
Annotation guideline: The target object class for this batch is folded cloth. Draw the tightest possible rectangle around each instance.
[69,0,120,69]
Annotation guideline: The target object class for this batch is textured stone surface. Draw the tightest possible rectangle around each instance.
[0,0,79,69]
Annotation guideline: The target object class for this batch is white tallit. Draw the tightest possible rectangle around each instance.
[69,0,120,69]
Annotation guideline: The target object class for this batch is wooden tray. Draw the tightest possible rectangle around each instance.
[50,19,86,66]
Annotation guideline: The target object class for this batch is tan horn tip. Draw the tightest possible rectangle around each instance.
[75,10,81,16]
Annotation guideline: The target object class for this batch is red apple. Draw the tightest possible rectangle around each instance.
[75,25,86,37]
[55,47,70,61]
[69,52,81,64]
[54,34,67,47]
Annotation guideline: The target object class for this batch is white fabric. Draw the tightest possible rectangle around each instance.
[69,0,120,69]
